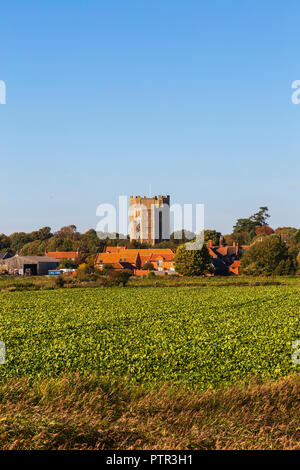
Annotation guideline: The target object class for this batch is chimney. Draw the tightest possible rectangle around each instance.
[219,236,224,247]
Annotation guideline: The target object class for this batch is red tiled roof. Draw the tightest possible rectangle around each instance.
[207,247,218,258]
[231,260,241,267]
[120,248,174,256]
[229,260,240,274]
[140,256,151,266]
[96,248,173,265]
[149,253,174,261]
[95,252,139,264]
[103,246,127,253]
[215,246,229,256]
[45,252,78,259]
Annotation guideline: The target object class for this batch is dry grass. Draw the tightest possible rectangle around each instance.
[0,374,299,450]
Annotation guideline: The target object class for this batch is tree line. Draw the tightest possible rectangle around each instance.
[1,206,300,276]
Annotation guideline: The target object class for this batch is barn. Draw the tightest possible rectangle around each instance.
[0,255,59,275]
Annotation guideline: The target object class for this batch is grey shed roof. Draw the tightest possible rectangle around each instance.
[1,255,59,264]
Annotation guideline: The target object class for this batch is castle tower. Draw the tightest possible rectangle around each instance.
[129,195,170,245]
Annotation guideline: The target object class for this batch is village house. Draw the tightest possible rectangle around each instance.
[148,253,175,272]
[95,241,249,276]
[206,238,249,275]
[95,251,142,272]
[95,248,175,275]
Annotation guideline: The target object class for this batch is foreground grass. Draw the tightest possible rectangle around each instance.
[0,373,299,450]
[1,285,299,386]
[129,275,300,287]
[0,274,299,293]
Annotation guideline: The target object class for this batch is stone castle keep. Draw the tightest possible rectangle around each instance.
[129,195,170,245]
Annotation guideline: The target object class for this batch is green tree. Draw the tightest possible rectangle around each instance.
[293,230,300,244]
[58,258,77,269]
[19,240,47,256]
[29,227,52,241]
[0,234,11,251]
[9,232,33,253]
[107,270,132,287]
[204,230,222,245]
[233,207,270,236]
[252,207,270,226]
[76,229,104,254]
[241,236,296,276]
[142,262,154,271]
[174,243,211,276]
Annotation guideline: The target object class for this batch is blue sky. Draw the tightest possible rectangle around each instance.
[0,0,299,235]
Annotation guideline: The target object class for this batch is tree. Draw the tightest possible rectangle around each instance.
[274,259,295,276]
[241,236,296,276]
[174,243,211,276]
[107,270,132,287]
[142,262,154,271]
[255,225,274,236]
[252,207,270,226]
[204,230,222,245]
[77,229,104,254]
[293,230,300,244]
[55,225,79,240]
[29,227,52,241]
[19,240,47,256]
[58,258,77,269]
[297,252,300,271]
[9,232,33,253]
[74,263,90,281]
[0,234,11,252]
[223,233,236,246]
[233,207,270,235]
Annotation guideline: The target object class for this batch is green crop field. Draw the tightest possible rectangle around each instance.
[0,285,299,388]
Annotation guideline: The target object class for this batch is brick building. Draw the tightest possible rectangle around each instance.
[95,247,175,275]
[129,195,170,245]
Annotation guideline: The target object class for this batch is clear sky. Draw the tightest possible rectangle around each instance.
[0,0,299,235]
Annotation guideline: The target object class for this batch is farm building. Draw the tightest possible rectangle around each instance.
[45,251,79,261]
[0,255,59,275]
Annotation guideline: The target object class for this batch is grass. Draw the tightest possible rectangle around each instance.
[1,285,299,385]
[128,274,300,287]
[0,274,299,293]
[0,278,299,450]
[0,373,298,450]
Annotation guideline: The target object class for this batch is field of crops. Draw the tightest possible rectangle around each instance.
[0,285,299,388]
